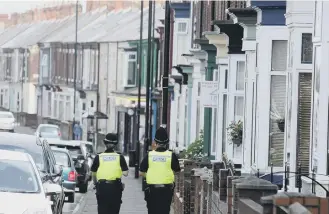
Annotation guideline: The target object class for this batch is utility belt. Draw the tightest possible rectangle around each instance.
[147,183,175,189]
[97,179,122,184]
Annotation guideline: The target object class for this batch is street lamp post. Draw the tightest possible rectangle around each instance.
[72,0,79,140]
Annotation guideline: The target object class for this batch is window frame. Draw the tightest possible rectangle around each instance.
[176,20,188,35]
[301,33,313,64]
[124,52,137,87]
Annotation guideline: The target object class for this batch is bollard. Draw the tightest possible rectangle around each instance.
[311,169,315,194]
[284,162,288,192]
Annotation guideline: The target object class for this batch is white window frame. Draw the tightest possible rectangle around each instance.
[211,69,219,156]
[176,20,188,35]
[124,52,137,87]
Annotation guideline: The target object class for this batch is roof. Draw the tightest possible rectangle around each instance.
[1,18,70,49]
[40,8,108,44]
[98,6,164,42]
[0,23,32,46]
[0,149,30,161]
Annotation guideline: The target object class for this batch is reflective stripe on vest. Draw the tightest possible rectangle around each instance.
[146,151,174,184]
[96,153,122,181]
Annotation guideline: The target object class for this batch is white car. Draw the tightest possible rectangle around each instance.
[0,111,15,132]
[0,149,55,214]
[36,124,61,139]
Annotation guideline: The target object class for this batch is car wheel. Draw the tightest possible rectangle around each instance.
[79,182,88,193]
[9,129,14,133]
[68,193,75,203]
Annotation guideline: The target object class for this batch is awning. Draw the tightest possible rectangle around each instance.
[114,96,146,108]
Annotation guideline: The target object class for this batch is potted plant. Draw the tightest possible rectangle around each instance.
[227,120,243,146]
[270,105,285,132]
[180,130,207,161]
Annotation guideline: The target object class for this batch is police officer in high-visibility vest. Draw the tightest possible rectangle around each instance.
[91,133,129,214]
[140,127,181,214]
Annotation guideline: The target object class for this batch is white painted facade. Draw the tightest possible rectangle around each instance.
[169,13,193,150]
[284,1,315,192]
[308,0,329,196]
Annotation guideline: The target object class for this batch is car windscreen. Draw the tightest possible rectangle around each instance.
[52,151,71,167]
[0,113,14,118]
[0,159,41,193]
[0,145,45,171]
[39,127,60,138]
[50,145,82,159]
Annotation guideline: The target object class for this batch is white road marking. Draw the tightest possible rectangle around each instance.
[72,182,93,214]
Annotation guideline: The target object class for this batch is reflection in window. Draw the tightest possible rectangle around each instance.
[301,33,313,64]
[234,96,244,121]
[271,40,288,71]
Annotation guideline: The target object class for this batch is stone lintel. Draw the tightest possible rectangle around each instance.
[189,48,207,61]
[242,39,256,52]
[203,31,229,59]
[226,8,257,41]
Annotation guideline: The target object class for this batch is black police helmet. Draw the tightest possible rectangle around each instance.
[154,127,169,145]
[103,133,118,145]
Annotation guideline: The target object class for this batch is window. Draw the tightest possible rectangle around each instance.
[48,92,52,117]
[196,100,200,138]
[301,33,313,64]
[65,100,71,121]
[125,52,137,86]
[91,101,94,108]
[177,21,188,34]
[271,40,288,71]
[236,61,245,90]
[197,82,201,96]
[222,94,227,154]
[212,108,218,153]
[269,75,286,167]
[224,69,228,89]
[234,96,244,121]
[82,103,86,111]
[59,100,64,121]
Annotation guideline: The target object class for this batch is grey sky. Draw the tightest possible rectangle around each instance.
[0,1,86,14]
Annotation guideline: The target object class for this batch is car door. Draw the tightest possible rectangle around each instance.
[43,144,63,214]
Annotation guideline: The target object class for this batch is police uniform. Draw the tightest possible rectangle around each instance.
[91,133,128,214]
[140,127,181,214]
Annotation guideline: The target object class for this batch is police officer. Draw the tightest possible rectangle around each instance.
[140,127,181,214]
[91,133,129,214]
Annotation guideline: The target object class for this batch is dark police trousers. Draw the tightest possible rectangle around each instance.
[144,184,174,214]
[96,179,123,214]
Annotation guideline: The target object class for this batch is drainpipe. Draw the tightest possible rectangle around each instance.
[73,0,79,139]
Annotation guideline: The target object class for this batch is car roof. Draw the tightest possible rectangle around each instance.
[70,140,93,145]
[0,149,30,161]
[0,132,40,148]
[50,147,69,153]
[47,139,81,147]
[38,124,59,128]
[0,111,13,115]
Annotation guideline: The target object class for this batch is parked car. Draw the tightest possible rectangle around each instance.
[0,149,54,214]
[48,139,90,193]
[36,124,61,139]
[0,132,67,214]
[71,140,96,181]
[51,147,76,203]
[0,111,15,132]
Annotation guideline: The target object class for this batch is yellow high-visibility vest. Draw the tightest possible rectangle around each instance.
[146,151,174,184]
[96,153,122,181]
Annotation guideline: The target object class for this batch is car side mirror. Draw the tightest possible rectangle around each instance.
[53,164,63,176]
[44,183,62,195]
